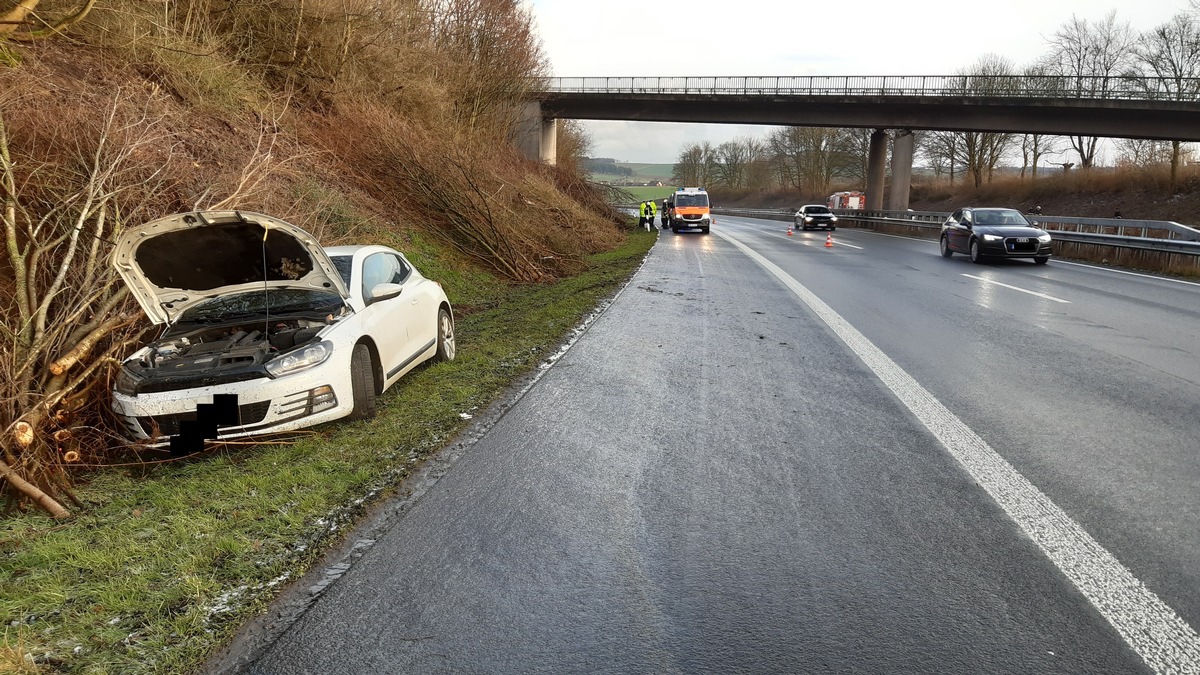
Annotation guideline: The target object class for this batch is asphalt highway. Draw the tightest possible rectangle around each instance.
[232,216,1200,674]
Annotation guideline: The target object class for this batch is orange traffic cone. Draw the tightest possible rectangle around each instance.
[825,232,834,248]
[787,226,793,236]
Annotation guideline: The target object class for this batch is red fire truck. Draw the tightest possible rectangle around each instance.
[827,191,865,210]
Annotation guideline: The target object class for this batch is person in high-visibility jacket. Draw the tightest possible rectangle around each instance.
[660,199,670,228]
[645,200,655,231]
[638,201,648,228]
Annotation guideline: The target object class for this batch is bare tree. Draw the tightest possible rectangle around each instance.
[836,128,873,184]
[555,119,593,175]
[671,142,716,187]
[934,55,1016,188]
[1,96,175,518]
[922,132,959,183]
[1043,11,1137,169]
[1020,134,1060,179]
[766,126,849,195]
[713,139,750,188]
[1131,12,1200,187]
[742,136,773,189]
[1116,138,1175,167]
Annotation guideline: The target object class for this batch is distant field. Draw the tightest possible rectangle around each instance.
[627,163,674,179]
[587,162,674,185]
[617,186,678,201]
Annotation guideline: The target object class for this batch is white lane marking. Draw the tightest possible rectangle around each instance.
[834,240,863,249]
[838,229,1200,289]
[1054,260,1200,288]
[961,274,1071,304]
[715,228,1200,675]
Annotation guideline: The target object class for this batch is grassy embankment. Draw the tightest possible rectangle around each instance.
[0,227,658,674]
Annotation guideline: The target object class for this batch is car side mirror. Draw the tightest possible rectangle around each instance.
[368,282,403,304]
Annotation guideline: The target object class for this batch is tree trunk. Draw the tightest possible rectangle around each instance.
[0,458,71,519]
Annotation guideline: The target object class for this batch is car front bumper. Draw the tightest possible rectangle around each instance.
[112,347,356,448]
[978,239,1053,258]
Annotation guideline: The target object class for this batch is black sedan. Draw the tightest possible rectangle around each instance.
[794,205,838,231]
[940,207,1053,264]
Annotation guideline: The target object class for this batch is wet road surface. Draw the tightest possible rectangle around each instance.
[229,217,1200,674]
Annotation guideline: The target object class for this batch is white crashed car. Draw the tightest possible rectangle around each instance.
[111,211,455,450]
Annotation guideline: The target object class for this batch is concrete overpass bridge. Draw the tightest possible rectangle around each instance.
[519,75,1200,210]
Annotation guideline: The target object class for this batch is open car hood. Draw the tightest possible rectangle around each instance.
[112,211,351,325]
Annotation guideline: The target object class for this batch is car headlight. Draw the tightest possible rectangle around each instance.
[266,340,334,378]
[804,216,813,222]
[1038,234,1052,242]
[115,367,139,396]
[830,216,838,222]
[982,234,1002,242]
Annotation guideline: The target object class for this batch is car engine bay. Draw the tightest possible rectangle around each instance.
[119,317,332,393]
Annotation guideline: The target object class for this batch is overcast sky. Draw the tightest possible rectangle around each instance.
[526,0,1193,163]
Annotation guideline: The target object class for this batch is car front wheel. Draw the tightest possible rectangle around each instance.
[940,235,953,258]
[435,307,456,361]
[970,239,984,264]
[349,343,377,420]
[1034,256,1050,265]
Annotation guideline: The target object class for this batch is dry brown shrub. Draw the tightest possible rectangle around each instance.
[303,102,619,281]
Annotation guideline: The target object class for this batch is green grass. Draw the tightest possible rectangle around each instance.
[0,229,658,674]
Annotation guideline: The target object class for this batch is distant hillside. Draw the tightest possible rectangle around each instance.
[588,160,674,185]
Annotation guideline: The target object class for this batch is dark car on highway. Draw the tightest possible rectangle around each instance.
[794,204,838,231]
[940,207,1053,264]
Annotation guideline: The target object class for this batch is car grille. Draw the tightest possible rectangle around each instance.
[137,400,272,437]
[1005,237,1039,253]
[683,214,702,221]
[136,370,267,394]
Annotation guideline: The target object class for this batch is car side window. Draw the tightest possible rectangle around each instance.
[361,253,411,300]
[961,211,973,226]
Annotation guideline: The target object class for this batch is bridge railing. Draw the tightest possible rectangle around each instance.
[542,75,1200,102]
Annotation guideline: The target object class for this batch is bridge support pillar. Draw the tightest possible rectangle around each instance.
[516,102,557,165]
[866,129,889,211]
[888,129,914,211]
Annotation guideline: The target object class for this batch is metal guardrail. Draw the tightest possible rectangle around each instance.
[712,207,1200,257]
[543,76,1200,102]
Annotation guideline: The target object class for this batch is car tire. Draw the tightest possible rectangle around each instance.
[1034,256,1050,265]
[940,235,953,258]
[829,226,837,231]
[701,227,710,234]
[970,239,984,264]
[349,343,377,421]
[434,307,456,362]
[672,227,680,234]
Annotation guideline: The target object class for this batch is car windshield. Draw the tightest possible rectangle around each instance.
[180,288,345,322]
[974,209,1029,226]
[330,255,353,288]
[675,193,709,207]
[805,206,832,214]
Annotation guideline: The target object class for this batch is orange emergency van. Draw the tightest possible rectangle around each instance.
[669,187,711,234]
